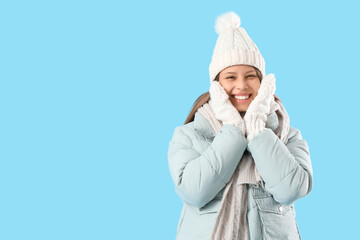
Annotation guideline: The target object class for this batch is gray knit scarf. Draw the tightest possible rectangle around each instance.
[197,97,290,240]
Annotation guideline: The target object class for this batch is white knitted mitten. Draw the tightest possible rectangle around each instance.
[209,81,246,136]
[244,74,276,141]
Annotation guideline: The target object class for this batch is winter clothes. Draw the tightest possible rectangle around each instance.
[167,108,313,239]
[205,93,289,240]
[167,10,313,240]
[209,12,265,82]
[199,100,262,240]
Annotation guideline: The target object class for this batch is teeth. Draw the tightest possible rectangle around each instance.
[234,95,250,100]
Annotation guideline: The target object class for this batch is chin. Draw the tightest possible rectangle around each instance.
[235,106,248,112]
[231,101,250,112]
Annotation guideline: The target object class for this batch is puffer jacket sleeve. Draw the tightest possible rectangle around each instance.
[247,127,313,206]
[168,124,248,209]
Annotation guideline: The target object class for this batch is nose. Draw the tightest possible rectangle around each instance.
[234,78,248,90]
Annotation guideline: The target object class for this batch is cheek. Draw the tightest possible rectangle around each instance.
[251,81,261,94]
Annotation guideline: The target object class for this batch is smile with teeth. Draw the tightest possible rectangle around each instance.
[232,94,252,103]
[234,95,250,100]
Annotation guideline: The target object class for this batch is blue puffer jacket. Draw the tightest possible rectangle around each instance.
[168,110,313,240]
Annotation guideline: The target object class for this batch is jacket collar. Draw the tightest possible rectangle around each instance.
[193,111,216,138]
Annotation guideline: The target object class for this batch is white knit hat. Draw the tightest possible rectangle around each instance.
[209,12,265,82]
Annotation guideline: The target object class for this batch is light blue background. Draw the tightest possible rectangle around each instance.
[1,0,359,239]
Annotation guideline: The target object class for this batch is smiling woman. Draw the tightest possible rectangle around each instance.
[167,11,313,240]
[216,65,262,116]
[185,65,281,123]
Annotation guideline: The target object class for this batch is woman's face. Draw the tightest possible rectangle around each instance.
[218,65,261,113]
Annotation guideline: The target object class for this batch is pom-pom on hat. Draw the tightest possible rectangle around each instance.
[209,11,265,82]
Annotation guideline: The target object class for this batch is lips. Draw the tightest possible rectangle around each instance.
[232,94,252,103]
[233,95,250,100]
[232,93,252,98]
[232,93,252,96]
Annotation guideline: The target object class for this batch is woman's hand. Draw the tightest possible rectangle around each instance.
[244,74,276,141]
[209,81,246,135]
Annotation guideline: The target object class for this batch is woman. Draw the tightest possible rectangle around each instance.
[167,11,313,240]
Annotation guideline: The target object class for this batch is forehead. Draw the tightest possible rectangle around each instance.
[221,65,255,74]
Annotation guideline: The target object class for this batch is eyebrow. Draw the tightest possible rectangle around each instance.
[224,70,256,75]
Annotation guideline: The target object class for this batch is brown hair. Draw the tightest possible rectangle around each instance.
[184,66,282,124]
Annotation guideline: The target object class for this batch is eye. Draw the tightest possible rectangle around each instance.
[247,75,257,78]
[226,76,235,79]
